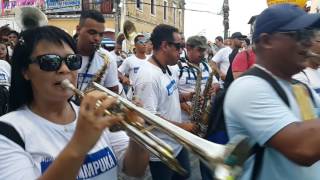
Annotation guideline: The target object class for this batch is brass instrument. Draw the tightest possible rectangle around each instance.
[123,20,137,55]
[14,6,48,31]
[61,79,251,179]
[199,71,215,137]
[306,50,320,59]
[83,46,110,93]
[185,61,204,137]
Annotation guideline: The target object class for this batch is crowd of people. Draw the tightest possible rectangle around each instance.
[1,3,320,180]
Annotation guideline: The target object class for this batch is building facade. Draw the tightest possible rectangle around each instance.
[123,0,185,33]
[0,0,185,36]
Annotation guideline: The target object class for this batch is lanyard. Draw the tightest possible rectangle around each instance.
[152,55,172,76]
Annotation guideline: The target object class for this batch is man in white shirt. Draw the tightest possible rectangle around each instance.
[76,10,119,94]
[134,24,194,180]
[109,42,126,67]
[210,32,246,85]
[118,34,148,99]
[173,35,219,122]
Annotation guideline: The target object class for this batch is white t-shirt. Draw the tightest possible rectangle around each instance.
[172,61,218,121]
[211,46,232,75]
[0,102,129,180]
[109,50,124,67]
[118,54,148,87]
[77,48,119,91]
[0,60,11,87]
[118,55,148,100]
[293,67,320,95]
[224,67,320,180]
[134,61,183,161]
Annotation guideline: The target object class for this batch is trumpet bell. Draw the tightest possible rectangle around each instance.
[14,6,48,31]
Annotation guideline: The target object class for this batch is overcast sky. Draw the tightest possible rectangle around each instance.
[184,0,268,41]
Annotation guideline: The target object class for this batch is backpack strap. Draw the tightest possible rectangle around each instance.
[242,66,290,180]
[291,79,315,105]
[0,121,25,150]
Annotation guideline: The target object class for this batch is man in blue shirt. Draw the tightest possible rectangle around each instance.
[224,4,320,180]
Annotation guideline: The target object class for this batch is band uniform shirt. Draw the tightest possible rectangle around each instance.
[118,54,148,99]
[0,60,11,88]
[0,102,129,180]
[293,67,320,95]
[77,48,119,91]
[109,50,125,67]
[172,62,218,121]
[224,69,320,180]
[134,61,183,161]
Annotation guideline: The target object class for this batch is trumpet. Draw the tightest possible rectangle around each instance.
[306,50,320,59]
[61,79,251,179]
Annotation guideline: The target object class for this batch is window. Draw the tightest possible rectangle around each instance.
[136,0,143,10]
[151,0,155,15]
[173,4,176,24]
[178,10,182,27]
[164,1,167,20]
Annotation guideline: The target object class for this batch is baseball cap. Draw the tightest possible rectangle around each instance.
[186,35,208,49]
[253,4,320,42]
[230,32,247,40]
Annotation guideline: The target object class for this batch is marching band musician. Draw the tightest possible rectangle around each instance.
[134,24,194,180]
[76,10,119,93]
[172,35,219,180]
[0,25,149,180]
[118,34,148,100]
[173,35,219,123]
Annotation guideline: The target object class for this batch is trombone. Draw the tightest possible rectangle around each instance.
[61,80,251,179]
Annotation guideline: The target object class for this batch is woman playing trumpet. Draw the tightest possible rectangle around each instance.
[0,26,149,179]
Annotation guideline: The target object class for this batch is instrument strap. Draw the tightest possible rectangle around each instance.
[152,55,172,76]
[78,51,96,91]
[0,122,25,150]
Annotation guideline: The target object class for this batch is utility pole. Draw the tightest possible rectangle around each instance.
[222,0,229,39]
[114,0,121,36]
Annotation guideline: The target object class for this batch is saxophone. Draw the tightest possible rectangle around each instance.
[185,61,203,136]
[198,71,215,137]
[83,46,110,93]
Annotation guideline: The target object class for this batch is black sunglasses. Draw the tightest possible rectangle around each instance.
[277,30,315,44]
[30,54,82,71]
[167,41,182,50]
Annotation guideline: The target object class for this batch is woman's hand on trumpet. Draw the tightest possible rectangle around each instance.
[70,90,124,156]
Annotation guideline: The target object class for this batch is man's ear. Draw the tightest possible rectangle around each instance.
[160,41,168,52]
[76,25,81,35]
[258,33,273,50]
[22,69,30,80]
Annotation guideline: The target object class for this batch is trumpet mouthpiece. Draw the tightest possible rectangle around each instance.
[61,79,73,90]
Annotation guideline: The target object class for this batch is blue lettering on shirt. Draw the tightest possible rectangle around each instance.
[40,147,117,179]
[77,73,95,84]
[166,80,177,96]
[133,67,140,73]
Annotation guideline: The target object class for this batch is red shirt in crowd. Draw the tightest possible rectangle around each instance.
[232,49,256,73]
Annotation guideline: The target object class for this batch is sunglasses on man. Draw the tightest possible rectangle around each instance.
[277,29,316,44]
[30,54,82,71]
[167,41,182,50]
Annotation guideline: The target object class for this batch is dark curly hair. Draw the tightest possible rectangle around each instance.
[150,24,179,50]
[9,26,77,111]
